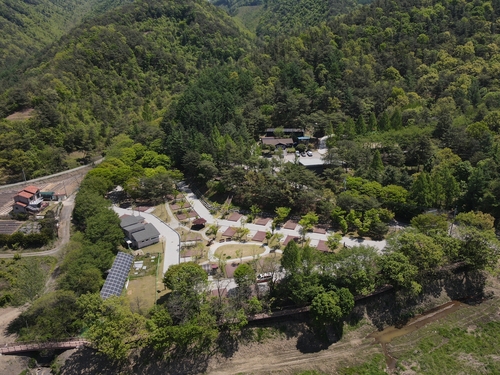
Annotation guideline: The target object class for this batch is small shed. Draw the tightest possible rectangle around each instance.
[40,191,55,201]
[191,217,207,230]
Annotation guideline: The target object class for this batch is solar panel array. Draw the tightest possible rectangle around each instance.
[100,252,134,299]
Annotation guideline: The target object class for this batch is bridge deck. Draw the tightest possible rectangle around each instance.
[0,339,90,355]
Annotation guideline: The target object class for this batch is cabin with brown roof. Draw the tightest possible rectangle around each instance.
[260,137,294,149]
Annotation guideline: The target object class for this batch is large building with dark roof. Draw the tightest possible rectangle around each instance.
[119,214,160,249]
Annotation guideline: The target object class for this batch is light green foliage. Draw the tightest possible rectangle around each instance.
[377,252,421,294]
[456,226,500,270]
[455,211,495,231]
[299,211,319,232]
[411,213,449,236]
[234,263,256,289]
[329,245,380,296]
[163,262,208,295]
[78,294,146,360]
[274,206,291,226]
[388,230,444,270]
[310,288,354,326]
[326,233,342,251]
[147,305,218,353]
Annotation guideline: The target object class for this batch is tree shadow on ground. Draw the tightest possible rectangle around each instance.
[59,347,123,374]
[215,330,239,359]
[362,268,488,331]
[443,268,487,301]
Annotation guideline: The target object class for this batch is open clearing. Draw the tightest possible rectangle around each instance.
[152,204,169,223]
[126,275,167,313]
[215,244,265,259]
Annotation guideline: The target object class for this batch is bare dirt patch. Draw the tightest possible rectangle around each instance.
[215,244,264,259]
[5,108,34,121]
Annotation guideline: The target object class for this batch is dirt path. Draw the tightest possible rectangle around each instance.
[206,324,381,375]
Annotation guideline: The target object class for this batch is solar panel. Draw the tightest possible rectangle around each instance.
[100,252,134,299]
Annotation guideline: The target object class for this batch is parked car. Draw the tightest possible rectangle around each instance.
[295,150,300,156]
[301,152,307,157]
[307,150,313,156]
[257,273,272,283]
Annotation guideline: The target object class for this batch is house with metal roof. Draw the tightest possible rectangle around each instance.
[119,214,160,249]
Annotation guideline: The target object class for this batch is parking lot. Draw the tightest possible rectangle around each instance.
[283,149,323,163]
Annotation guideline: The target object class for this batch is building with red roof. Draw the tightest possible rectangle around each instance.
[12,185,43,214]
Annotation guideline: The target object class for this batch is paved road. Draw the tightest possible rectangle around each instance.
[112,206,180,275]
[0,194,76,259]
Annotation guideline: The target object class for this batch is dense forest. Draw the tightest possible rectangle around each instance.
[1,0,500,369]
[0,0,250,182]
[0,0,132,84]
[0,0,499,225]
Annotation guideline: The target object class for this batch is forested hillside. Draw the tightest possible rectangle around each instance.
[0,0,131,82]
[1,0,500,223]
[0,0,250,183]
[3,0,500,370]
[161,0,500,224]
[213,0,362,35]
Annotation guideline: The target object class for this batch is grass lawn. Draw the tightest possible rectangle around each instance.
[126,253,166,313]
[152,204,169,223]
[215,243,265,260]
[126,275,168,313]
[140,241,163,257]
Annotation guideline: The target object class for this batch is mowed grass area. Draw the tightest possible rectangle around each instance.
[215,243,265,259]
[152,204,169,223]
[126,253,166,312]
[389,296,500,374]
[126,275,167,313]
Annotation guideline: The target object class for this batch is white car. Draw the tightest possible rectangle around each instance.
[307,150,313,156]
[295,150,300,156]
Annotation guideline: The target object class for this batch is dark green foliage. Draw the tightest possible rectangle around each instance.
[8,290,83,341]
[0,0,132,82]
[0,0,250,183]
[256,0,358,36]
